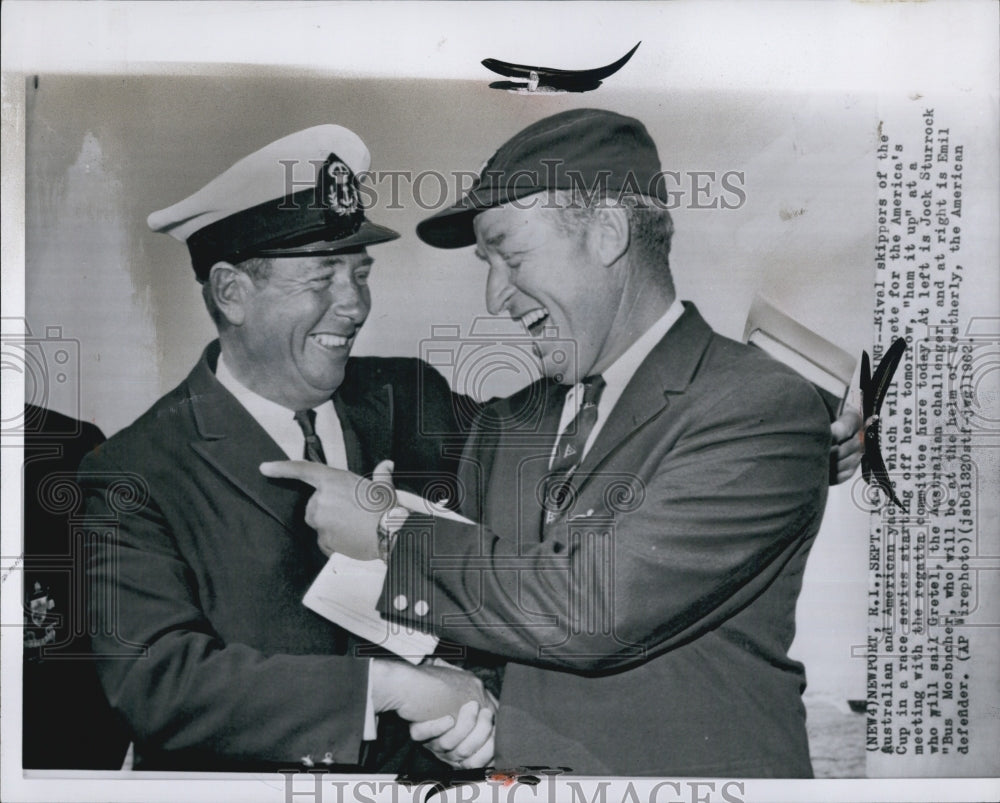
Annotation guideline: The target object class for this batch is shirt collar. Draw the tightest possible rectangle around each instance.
[216,351,332,461]
[216,352,299,425]
[554,297,685,463]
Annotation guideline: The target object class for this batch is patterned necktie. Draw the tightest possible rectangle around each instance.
[542,375,606,524]
[293,409,327,464]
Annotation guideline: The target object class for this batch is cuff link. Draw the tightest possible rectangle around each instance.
[414,600,429,617]
[393,594,408,611]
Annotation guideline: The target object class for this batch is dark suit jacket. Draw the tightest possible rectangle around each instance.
[80,342,464,771]
[22,405,130,769]
[381,303,831,777]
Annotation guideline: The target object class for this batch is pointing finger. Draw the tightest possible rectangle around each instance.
[260,460,335,488]
[305,494,319,531]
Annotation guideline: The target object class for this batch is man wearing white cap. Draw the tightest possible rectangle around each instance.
[80,126,494,772]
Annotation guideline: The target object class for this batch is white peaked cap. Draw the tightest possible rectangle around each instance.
[147,124,398,280]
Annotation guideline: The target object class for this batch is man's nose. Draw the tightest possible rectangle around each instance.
[485,262,515,316]
[330,275,368,323]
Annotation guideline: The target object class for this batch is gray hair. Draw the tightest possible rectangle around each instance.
[547,190,675,288]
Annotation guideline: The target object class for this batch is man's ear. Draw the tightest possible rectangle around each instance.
[207,262,254,326]
[591,206,630,267]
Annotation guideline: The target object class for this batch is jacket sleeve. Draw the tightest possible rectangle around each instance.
[80,452,369,767]
[409,359,480,504]
[379,372,830,674]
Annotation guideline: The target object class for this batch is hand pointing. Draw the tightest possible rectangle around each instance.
[260,459,397,560]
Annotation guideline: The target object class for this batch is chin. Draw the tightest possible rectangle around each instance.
[303,367,346,400]
[321,370,347,396]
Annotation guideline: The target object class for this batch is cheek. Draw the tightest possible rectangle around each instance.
[512,275,549,307]
[286,293,327,330]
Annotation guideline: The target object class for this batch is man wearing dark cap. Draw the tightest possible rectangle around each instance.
[80,125,494,772]
[281,109,849,776]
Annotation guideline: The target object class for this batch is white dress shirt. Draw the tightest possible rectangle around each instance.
[216,352,377,741]
[552,297,685,467]
[216,355,349,467]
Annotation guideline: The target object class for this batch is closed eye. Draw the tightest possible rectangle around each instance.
[500,251,522,269]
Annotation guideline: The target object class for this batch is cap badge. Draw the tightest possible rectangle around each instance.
[319,153,362,224]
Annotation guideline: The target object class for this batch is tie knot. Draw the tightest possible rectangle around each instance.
[581,375,606,407]
[294,409,327,464]
[293,409,318,436]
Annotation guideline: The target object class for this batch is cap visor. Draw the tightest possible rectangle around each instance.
[416,184,546,249]
[257,219,400,257]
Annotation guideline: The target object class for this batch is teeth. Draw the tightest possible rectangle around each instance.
[518,308,549,330]
[311,333,351,349]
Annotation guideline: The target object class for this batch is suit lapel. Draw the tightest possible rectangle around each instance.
[186,343,307,533]
[566,303,715,498]
[490,379,568,543]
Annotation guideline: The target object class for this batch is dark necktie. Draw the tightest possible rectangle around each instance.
[542,375,606,524]
[293,409,327,464]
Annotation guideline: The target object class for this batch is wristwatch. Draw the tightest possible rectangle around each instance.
[376,505,410,562]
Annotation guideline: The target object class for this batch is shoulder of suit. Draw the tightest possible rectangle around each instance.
[700,331,804,383]
[477,377,548,425]
[82,375,198,470]
[691,332,829,426]
[24,404,105,445]
[342,356,449,395]
[23,405,106,468]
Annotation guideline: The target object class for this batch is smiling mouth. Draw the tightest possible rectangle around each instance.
[310,332,355,351]
[516,307,550,336]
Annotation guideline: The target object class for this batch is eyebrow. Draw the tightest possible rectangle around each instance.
[317,256,374,269]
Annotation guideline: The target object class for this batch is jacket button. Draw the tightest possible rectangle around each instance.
[414,600,429,616]
[393,595,408,611]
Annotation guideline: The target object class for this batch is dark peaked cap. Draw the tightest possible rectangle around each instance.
[417,108,668,249]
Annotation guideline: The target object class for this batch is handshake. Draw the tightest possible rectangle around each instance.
[259,459,495,769]
[371,657,497,769]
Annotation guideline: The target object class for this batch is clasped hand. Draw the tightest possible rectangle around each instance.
[259,460,493,767]
[373,658,497,769]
